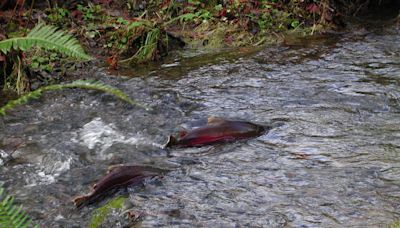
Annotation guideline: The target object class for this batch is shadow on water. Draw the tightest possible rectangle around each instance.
[0,17,400,227]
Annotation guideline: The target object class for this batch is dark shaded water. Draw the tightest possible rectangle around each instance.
[1,22,399,227]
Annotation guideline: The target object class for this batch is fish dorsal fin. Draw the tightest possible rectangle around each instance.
[107,164,123,173]
[207,116,226,125]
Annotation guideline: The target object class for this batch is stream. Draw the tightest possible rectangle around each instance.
[0,20,399,227]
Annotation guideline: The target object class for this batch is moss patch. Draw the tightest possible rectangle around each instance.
[89,196,127,228]
[390,220,400,228]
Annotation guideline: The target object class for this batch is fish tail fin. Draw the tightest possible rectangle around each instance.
[73,195,89,208]
[164,135,177,148]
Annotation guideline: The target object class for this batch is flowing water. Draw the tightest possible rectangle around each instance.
[1,21,400,227]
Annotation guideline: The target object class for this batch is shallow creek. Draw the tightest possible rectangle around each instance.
[0,22,399,227]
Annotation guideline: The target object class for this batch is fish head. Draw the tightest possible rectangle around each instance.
[241,122,268,136]
[255,124,267,135]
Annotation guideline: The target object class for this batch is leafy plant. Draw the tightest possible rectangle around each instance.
[47,7,70,24]
[0,79,151,116]
[127,20,151,31]
[133,27,161,62]
[0,23,91,61]
[291,19,300,28]
[0,187,38,228]
[77,4,103,21]
[30,53,59,72]
[0,23,91,94]
[117,20,166,64]
[166,9,212,25]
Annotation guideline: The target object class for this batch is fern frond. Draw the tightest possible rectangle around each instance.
[120,28,160,63]
[0,187,37,228]
[0,23,91,60]
[136,28,160,61]
[0,79,151,116]
[127,20,151,31]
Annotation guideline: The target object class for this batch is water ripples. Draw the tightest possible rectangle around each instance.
[0,24,399,226]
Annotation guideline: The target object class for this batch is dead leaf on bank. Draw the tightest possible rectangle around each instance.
[107,55,118,70]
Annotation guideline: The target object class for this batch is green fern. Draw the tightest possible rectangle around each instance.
[0,23,91,61]
[121,28,161,63]
[0,80,151,115]
[0,187,38,228]
[136,28,160,61]
[127,20,150,31]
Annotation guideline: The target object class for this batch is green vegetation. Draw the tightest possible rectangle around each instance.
[8,1,331,68]
[89,196,127,228]
[391,221,400,228]
[47,7,70,25]
[0,23,91,94]
[0,79,151,116]
[0,23,91,61]
[29,52,60,73]
[2,0,386,73]
[0,187,38,228]
[77,4,104,22]
[0,1,338,81]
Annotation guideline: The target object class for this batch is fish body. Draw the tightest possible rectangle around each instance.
[165,117,267,148]
[73,165,165,207]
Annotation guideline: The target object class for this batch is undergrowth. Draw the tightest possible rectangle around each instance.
[0,23,91,94]
[14,0,333,68]
[0,187,38,228]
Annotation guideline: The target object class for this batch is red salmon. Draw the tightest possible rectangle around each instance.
[73,165,167,207]
[165,117,267,148]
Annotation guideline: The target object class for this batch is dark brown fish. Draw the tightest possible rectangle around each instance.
[165,117,267,148]
[73,165,167,207]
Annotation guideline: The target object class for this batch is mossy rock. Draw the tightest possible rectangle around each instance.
[390,220,400,228]
[89,196,127,228]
